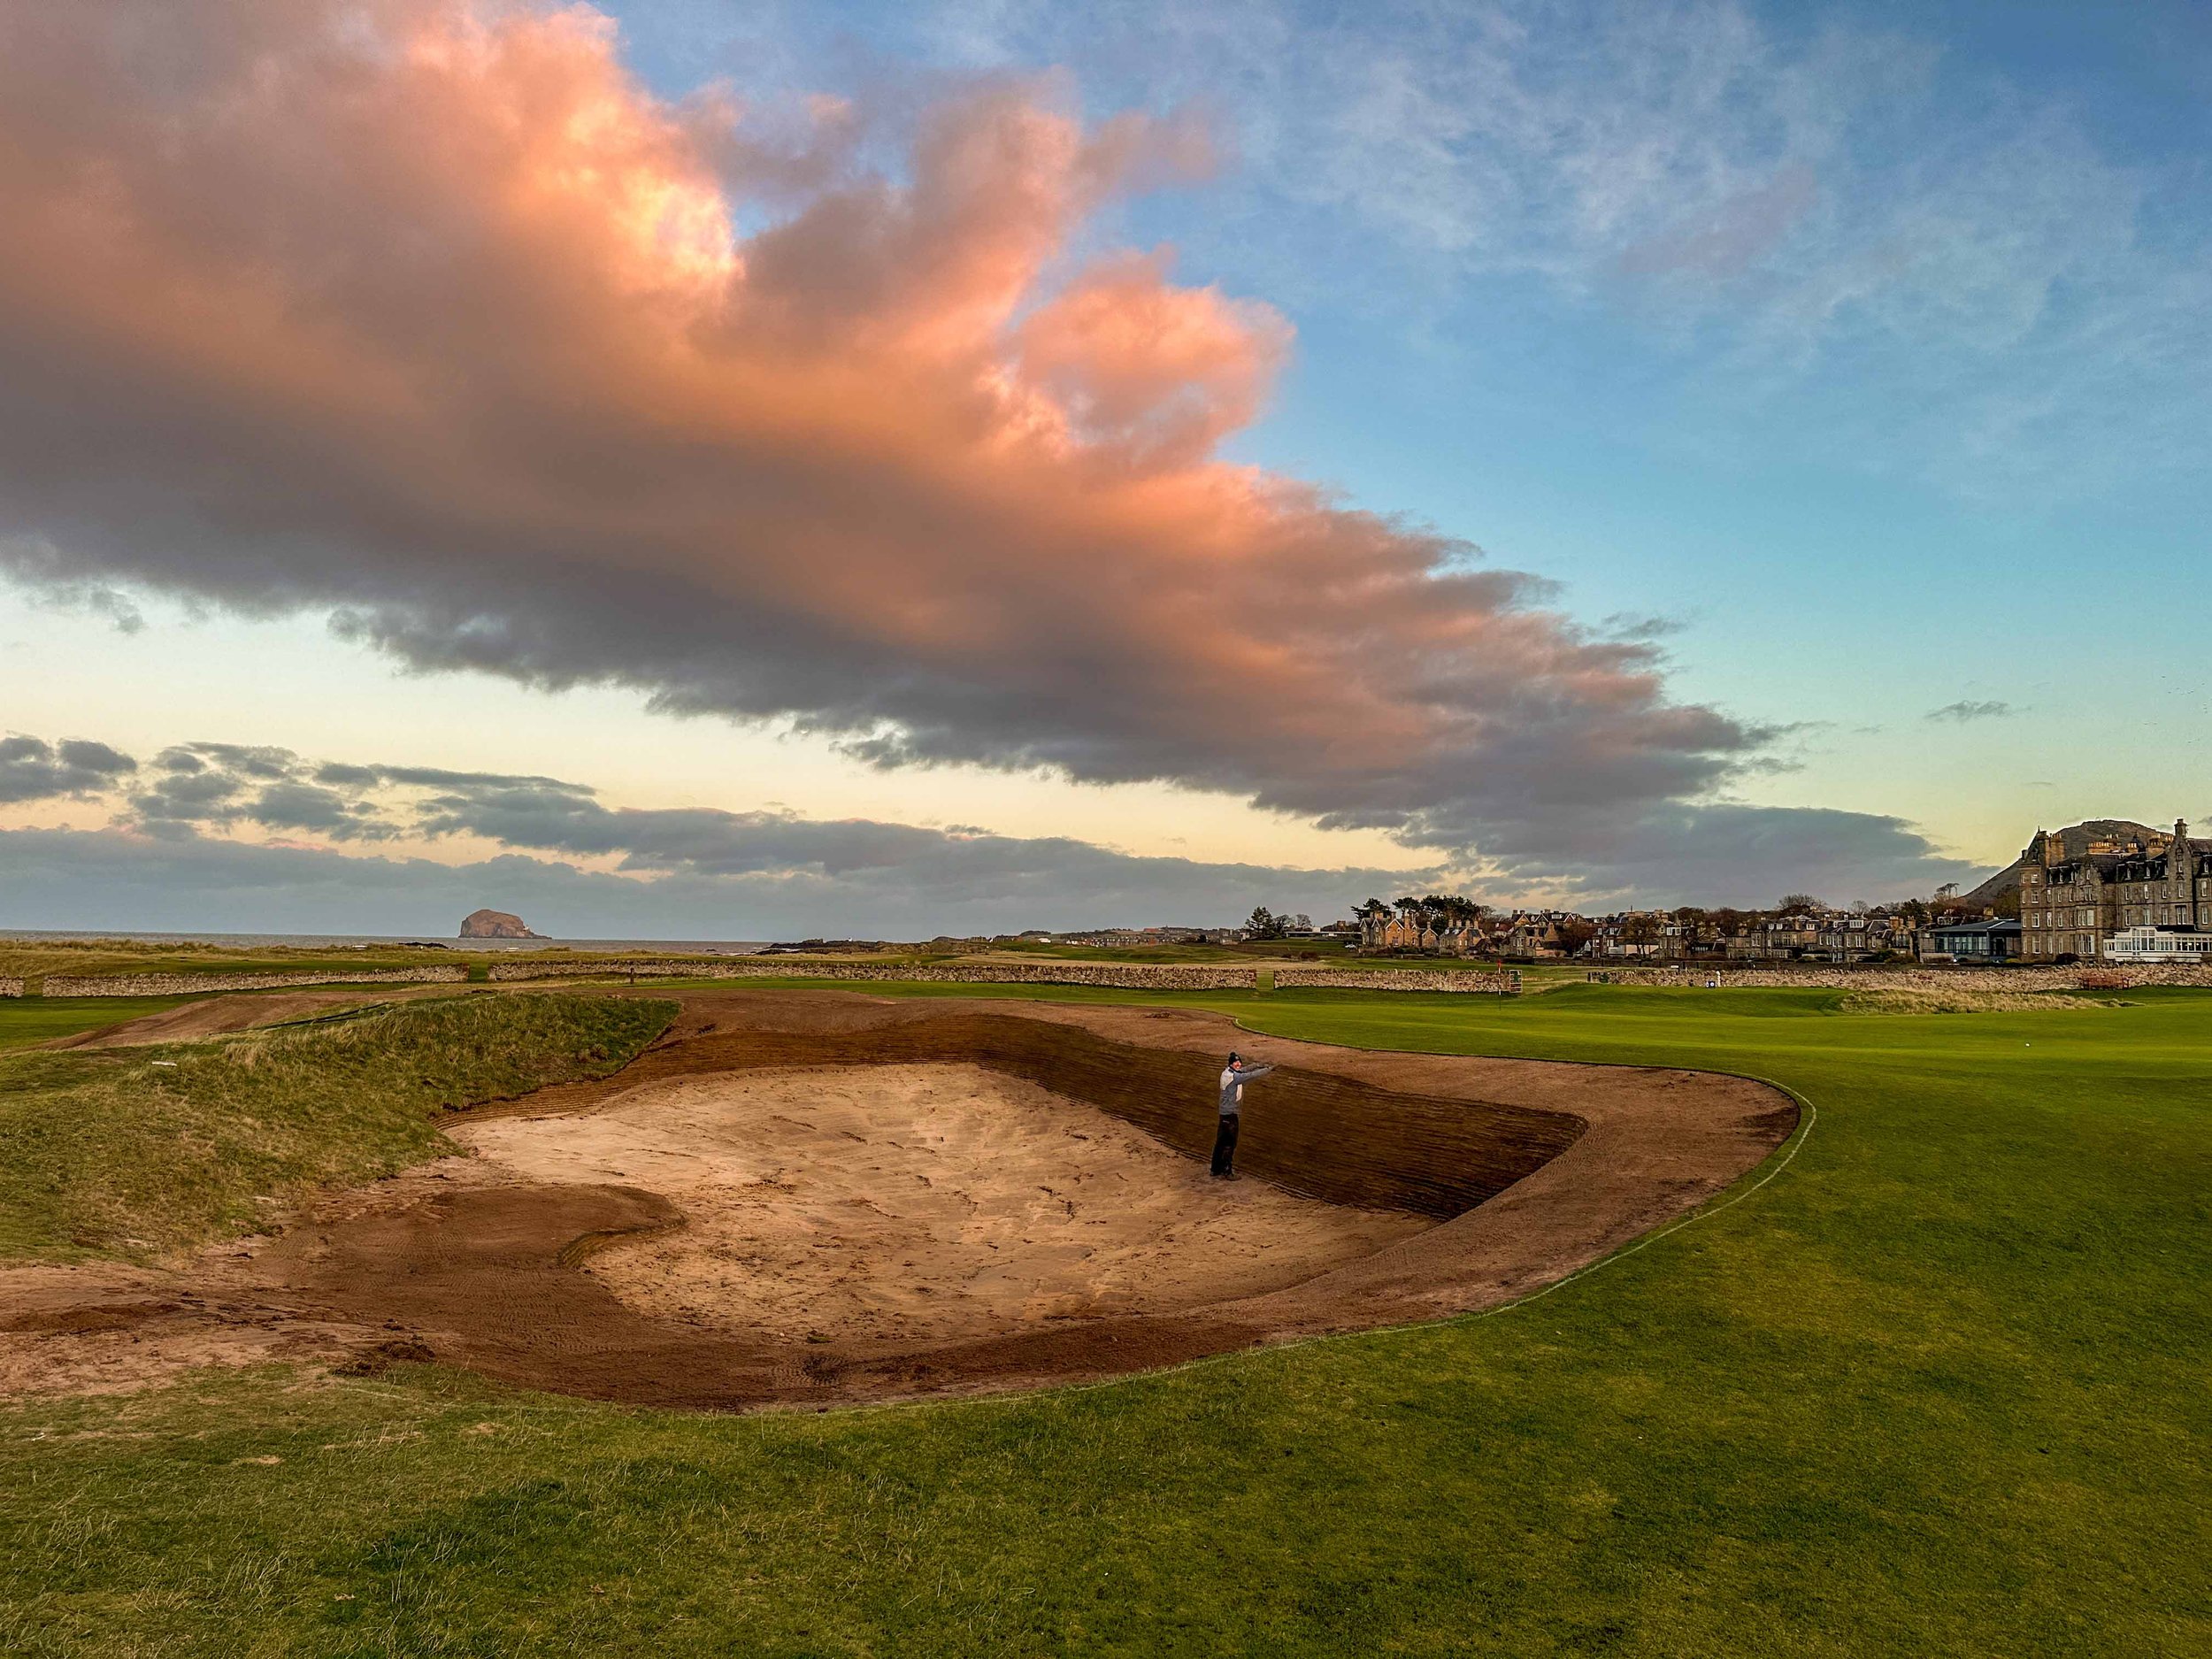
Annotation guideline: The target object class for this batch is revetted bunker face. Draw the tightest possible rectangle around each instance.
[217,998,1603,1409]
[659,1013,1582,1220]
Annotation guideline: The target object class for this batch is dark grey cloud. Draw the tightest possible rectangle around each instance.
[403,779,1435,910]
[1925,700,2016,724]
[123,741,404,842]
[0,825,1434,939]
[247,780,404,842]
[0,734,136,803]
[1479,802,1985,910]
[10,569,145,634]
[6,718,1979,918]
[373,753,1984,910]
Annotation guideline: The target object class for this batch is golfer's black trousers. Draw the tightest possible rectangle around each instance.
[1210,1112,1240,1176]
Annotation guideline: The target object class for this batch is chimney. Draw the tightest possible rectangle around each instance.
[2183,820,2200,935]
[2040,829,2062,869]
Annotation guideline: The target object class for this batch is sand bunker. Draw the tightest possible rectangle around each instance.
[4,992,1798,1409]
[457,1064,1427,1348]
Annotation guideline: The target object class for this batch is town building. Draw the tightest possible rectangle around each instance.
[1357,909,1486,955]
[1719,909,1906,963]
[2019,819,2210,960]
[2103,926,2212,963]
[1916,918,2022,963]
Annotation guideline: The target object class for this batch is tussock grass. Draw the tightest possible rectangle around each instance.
[1840,986,2108,1014]
[0,937,477,983]
[0,995,674,1263]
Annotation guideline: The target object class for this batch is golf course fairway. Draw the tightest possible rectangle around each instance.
[3,980,2204,1657]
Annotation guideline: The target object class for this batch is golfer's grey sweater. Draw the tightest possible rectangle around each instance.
[1217,1064,1274,1115]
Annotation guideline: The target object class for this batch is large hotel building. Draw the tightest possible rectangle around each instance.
[2018,819,2212,960]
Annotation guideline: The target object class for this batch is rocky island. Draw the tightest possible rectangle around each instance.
[459,908,545,940]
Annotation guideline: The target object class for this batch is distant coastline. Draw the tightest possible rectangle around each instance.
[0,929,771,955]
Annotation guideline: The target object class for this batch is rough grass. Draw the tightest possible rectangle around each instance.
[0,994,675,1263]
[1,982,2205,1656]
[1839,985,2108,1014]
[0,937,482,983]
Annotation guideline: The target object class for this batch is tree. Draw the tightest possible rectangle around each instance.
[1554,918,1599,956]
[1288,913,1313,933]
[1245,905,1287,940]
[1778,893,1820,913]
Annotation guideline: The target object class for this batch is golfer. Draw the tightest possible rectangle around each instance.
[1211,1052,1275,1179]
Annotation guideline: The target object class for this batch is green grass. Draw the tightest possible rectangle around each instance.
[0,996,200,1052]
[0,994,675,1263]
[2,983,2206,1655]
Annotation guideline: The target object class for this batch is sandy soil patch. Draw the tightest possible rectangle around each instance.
[456,1064,1428,1349]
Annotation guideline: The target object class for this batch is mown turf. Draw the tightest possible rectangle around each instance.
[2,984,2205,1656]
[0,997,199,1052]
[0,994,676,1263]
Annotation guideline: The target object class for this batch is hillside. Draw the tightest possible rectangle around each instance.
[1955,819,2162,910]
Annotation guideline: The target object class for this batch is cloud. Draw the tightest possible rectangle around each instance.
[0,734,136,803]
[401,772,1452,910]
[0,717,1973,916]
[1925,700,2016,724]
[902,0,2211,499]
[1617,165,1819,280]
[0,821,1435,940]
[403,772,1978,911]
[0,0,1766,874]
[119,742,400,841]
[1500,801,1982,909]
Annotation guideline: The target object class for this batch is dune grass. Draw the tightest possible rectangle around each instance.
[1836,984,2107,1013]
[0,937,488,985]
[0,994,675,1263]
[2,981,2206,1656]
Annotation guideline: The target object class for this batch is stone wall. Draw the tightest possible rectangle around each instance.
[1594,963,2212,992]
[485,958,1259,991]
[0,977,23,998]
[41,966,470,997]
[1273,967,1523,995]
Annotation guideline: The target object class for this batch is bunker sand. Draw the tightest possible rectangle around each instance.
[3,991,1795,1409]
[455,1064,1428,1348]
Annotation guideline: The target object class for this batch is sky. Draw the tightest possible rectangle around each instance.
[1,0,2206,939]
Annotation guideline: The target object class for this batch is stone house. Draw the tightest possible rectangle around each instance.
[1496,912,1573,957]
[2019,819,2210,960]
[1359,910,1486,955]
[1725,912,1821,960]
